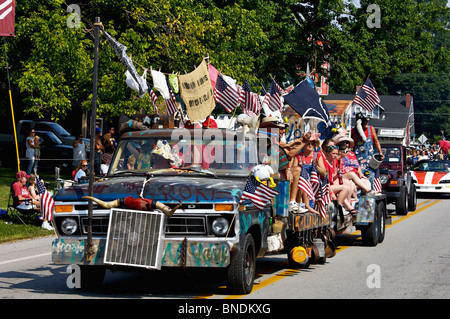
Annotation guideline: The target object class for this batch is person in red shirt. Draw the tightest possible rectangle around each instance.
[12,171,39,209]
[438,139,450,158]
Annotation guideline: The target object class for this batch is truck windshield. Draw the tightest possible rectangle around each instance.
[381,146,401,163]
[109,129,263,177]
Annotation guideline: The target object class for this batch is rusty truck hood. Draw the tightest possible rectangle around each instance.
[55,175,246,204]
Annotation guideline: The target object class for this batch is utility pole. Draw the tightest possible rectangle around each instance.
[86,16,101,262]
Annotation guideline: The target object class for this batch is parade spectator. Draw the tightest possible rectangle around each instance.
[438,139,450,160]
[74,160,89,183]
[101,153,112,176]
[418,150,429,161]
[103,126,117,155]
[73,134,87,170]
[25,129,40,175]
[94,127,104,175]
[27,174,40,206]
[12,171,39,209]
[27,174,53,230]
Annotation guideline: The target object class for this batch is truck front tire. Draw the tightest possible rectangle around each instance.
[227,233,256,294]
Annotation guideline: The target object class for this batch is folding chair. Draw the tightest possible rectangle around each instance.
[7,181,40,227]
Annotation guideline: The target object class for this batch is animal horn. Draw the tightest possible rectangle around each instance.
[154,201,182,217]
[82,196,120,209]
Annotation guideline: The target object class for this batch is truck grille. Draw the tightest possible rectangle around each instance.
[81,217,109,235]
[104,208,165,269]
[165,216,206,234]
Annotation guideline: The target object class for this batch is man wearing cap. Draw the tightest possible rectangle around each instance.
[12,171,39,209]
[351,113,384,189]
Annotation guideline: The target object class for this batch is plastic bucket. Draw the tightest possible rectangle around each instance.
[369,155,382,169]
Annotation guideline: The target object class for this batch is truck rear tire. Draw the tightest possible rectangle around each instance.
[408,183,417,211]
[395,185,408,215]
[227,233,256,294]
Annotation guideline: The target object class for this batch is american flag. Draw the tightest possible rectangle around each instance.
[312,174,331,219]
[149,88,159,114]
[353,78,380,112]
[36,177,54,222]
[310,169,320,201]
[262,80,283,112]
[165,81,178,115]
[239,79,261,115]
[214,73,238,113]
[373,176,382,193]
[239,176,279,210]
[298,166,314,200]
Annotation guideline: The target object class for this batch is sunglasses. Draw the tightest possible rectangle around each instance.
[327,145,339,152]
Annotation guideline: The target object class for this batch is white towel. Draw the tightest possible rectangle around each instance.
[151,70,171,99]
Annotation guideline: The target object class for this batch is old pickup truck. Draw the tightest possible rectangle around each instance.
[51,127,388,294]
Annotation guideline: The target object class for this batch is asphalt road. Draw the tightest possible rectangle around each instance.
[0,196,449,301]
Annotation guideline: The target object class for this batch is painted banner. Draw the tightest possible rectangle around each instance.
[178,60,215,122]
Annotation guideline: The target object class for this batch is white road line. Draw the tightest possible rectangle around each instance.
[0,252,51,266]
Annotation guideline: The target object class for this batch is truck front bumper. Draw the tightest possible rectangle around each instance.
[52,237,232,268]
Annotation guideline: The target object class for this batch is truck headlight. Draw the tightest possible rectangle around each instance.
[380,175,388,184]
[212,217,229,236]
[61,218,78,235]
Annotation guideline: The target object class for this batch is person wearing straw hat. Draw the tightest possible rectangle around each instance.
[351,112,384,190]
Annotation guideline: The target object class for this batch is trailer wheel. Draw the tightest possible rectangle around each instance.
[227,233,256,294]
[79,265,106,290]
[395,185,408,215]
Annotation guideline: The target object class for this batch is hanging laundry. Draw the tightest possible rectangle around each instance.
[168,74,179,93]
[103,30,148,97]
[151,70,171,100]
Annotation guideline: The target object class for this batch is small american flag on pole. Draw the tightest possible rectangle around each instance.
[149,88,159,114]
[36,177,54,222]
[165,81,178,115]
[373,176,382,193]
[239,176,279,210]
[239,79,261,115]
[298,166,314,200]
[353,78,380,112]
[315,175,331,219]
[262,80,283,112]
[214,73,238,113]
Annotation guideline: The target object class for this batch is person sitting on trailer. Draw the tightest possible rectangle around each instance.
[335,136,371,197]
[322,139,358,215]
[290,133,326,215]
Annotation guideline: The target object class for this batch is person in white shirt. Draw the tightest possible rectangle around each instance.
[74,160,89,183]
[73,134,87,170]
[26,129,40,175]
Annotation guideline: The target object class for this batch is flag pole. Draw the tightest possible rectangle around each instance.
[3,37,20,172]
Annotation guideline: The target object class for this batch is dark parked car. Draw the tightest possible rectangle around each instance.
[379,144,417,215]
